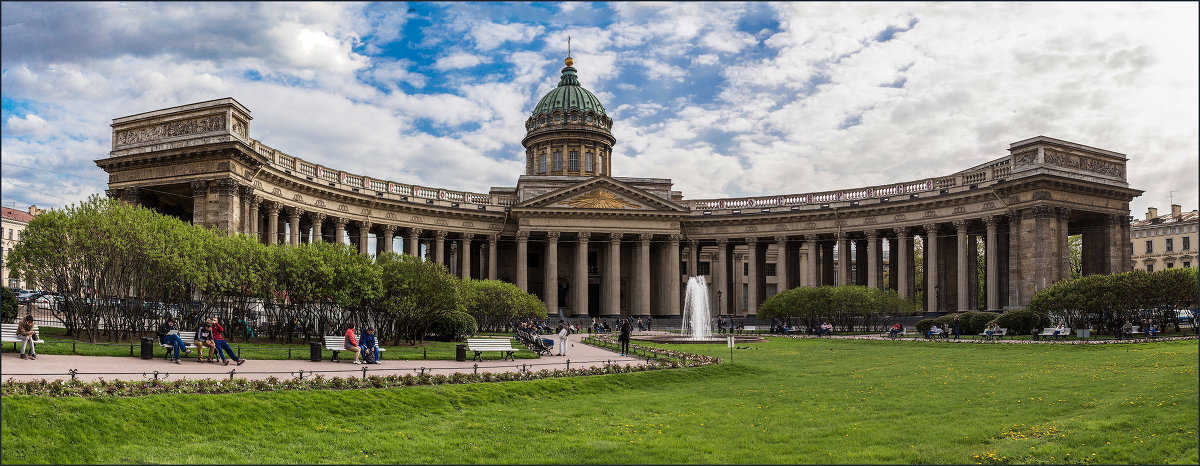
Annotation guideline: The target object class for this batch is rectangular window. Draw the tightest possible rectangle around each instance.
[585,152,594,172]
[1184,236,1191,250]
[538,154,547,174]
[1147,263,1154,273]
[1145,240,1153,254]
[743,263,749,275]
[698,261,711,276]
[1166,238,1174,252]
[553,152,562,172]
[569,151,579,171]
[598,154,604,175]
[766,263,777,276]
[1167,263,1175,269]
[1184,261,1191,268]
[680,261,687,274]
[6,229,11,240]
[766,284,777,298]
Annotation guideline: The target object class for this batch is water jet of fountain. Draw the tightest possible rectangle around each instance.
[682,276,713,341]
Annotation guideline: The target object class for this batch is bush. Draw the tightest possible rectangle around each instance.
[915,318,938,335]
[1,287,16,323]
[429,310,477,341]
[994,309,1049,335]
[962,311,999,335]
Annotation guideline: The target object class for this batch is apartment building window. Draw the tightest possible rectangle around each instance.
[1167,262,1175,269]
[1147,264,1154,273]
[1184,236,1191,250]
[1166,238,1174,252]
[1145,240,1153,254]
[1184,261,1192,268]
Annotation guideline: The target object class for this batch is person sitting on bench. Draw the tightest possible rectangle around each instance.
[158,316,188,363]
[889,323,903,338]
[360,327,380,364]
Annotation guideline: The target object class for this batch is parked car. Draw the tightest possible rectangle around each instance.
[1176,309,1196,326]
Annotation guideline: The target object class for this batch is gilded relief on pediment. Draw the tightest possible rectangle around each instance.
[561,189,641,209]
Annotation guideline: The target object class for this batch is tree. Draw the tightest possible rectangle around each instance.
[377,253,463,344]
[461,279,546,332]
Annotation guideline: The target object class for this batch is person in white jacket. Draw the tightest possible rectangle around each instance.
[556,321,569,356]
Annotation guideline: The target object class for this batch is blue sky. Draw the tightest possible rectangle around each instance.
[2,2,1197,217]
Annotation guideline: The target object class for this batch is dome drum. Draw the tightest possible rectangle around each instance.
[523,59,616,177]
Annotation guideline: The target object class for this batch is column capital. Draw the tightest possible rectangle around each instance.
[284,205,304,220]
[331,216,348,227]
[746,237,758,246]
[715,238,728,247]
[1006,208,1023,223]
[577,232,592,241]
[1055,206,1071,221]
[121,186,141,204]
[190,180,209,195]
[892,226,909,237]
[1031,204,1055,219]
[923,223,939,234]
[434,230,447,240]
[377,223,396,233]
[983,215,999,228]
[546,231,561,241]
[239,184,256,199]
[516,230,530,241]
[639,233,652,242]
[803,233,819,241]
[262,200,280,213]
[1106,214,1123,226]
[953,219,969,231]
[359,219,373,231]
[865,230,878,241]
[461,232,475,240]
[670,234,684,242]
[774,234,788,243]
[214,178,237,196]
[608,232,622,243]
[409,227,424,237]
[311,212,327,223]
[834,232,846,240]
[488,234,499,243]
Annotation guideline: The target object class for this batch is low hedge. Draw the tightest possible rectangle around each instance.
[993,308,1050,335]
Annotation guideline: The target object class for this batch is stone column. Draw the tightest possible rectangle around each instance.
[191,181,209,227]
[264,201,279,245]
[409,228,422,257]
[246,193,260,242]
[214,179,240,234]
[924,223,939,313]
[358,221,371,255]
[487,234,499,280]
[775,235,789,294]
[637,233,652,316]
[238,185,251,235]
[866,231,879,289]
[985,216,999,310]
[668,234,682,317]
[804,235,820,288]
[688,240,699,277]
[1006,209,1024,306]
[311,213,326,244]
[379,224,394,255]
[1057,208,1071,281]
[575,232,590,316]
[885,236,897,291]
[434,231,446,265]
[715,239,728,315]
[837,233,851,286]
[955,220,970,312]
[894,227,910,300]
[333,217,347,245]
[1106,215,1123,274]
[746,238,759,315]
[516,231,529,292]
[606,233,621,315]
[285,207,302,246]
[544,232,560,315]
[461,234,474,279]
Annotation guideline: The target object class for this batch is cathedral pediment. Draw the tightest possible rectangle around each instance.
[513,177,686,213]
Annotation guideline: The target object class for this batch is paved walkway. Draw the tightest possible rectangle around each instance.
[0,333,646,382]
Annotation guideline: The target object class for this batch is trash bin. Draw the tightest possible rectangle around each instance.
[140,337,154,360]
[310,341,323,362]
[1076,328,1091,339]
[456,344,467,362]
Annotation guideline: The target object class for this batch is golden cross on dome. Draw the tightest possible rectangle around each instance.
[565,36,574,66]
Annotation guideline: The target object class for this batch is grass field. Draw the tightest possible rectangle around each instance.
[2,337,1196,464]
[7,326,537,361]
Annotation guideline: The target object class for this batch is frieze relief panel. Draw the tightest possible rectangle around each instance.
[923,210,937,218]
[114,114,227,148]
[314,200,326,208]
[337,204,349,213]
[293,194,304,203]
[804,222,816,229]
[1043,149,1125,179]
[1012,150,1038,167]
[983,201,996,210]
[893,214,906,222]
[953,207,967,214]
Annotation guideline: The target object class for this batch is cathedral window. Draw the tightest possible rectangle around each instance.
[569,151,579,171]
[585,151,594,172]
[553,151,562,172]
[539,154,547,174]
[598,154,605,175]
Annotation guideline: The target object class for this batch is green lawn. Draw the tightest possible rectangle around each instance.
[7,327,537,361]
[2,337,1196,464]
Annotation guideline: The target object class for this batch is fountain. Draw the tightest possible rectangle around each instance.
[632,276,764,344]
[682,276,713,340]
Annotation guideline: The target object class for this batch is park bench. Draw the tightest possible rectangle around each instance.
[467,338,519,361]
[322,335,386,362]
[515,331,553,356]
[979,328,1008,340]
[887,328,907,339]
[160,330,198,359]
[1038,327,1071,340]
[2,323,44,350]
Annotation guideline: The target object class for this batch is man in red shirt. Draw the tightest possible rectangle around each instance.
[210,318,246,366]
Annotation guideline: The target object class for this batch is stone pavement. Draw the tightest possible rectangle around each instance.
[0,333,646,383]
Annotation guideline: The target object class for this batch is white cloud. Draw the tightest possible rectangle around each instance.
[434,52,487,71]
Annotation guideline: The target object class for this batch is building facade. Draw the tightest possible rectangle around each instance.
[95,57,1142,319]
[1,205,43,289]
[1130,205,1197,272]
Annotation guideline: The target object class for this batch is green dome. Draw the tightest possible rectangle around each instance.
[531,66,607,117]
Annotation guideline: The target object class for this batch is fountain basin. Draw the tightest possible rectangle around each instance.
[631,334,765,344]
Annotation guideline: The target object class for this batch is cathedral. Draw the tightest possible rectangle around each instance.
[97,55,1141,321]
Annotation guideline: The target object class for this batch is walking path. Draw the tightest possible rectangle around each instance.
[0,333,646,383]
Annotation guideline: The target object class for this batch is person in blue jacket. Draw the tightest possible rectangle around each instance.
[360,327,380,364]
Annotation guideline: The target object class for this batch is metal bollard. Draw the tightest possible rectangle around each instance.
[362,367,368,380]
[473,363,478,375]
[566,359,570,371]
[419,367,426,376]
[69,369,78,381]
[423,348,427,359]
[72,341,77,354]
[288,347,292,359]
[229,369,236,381]
[237,345,241,358]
